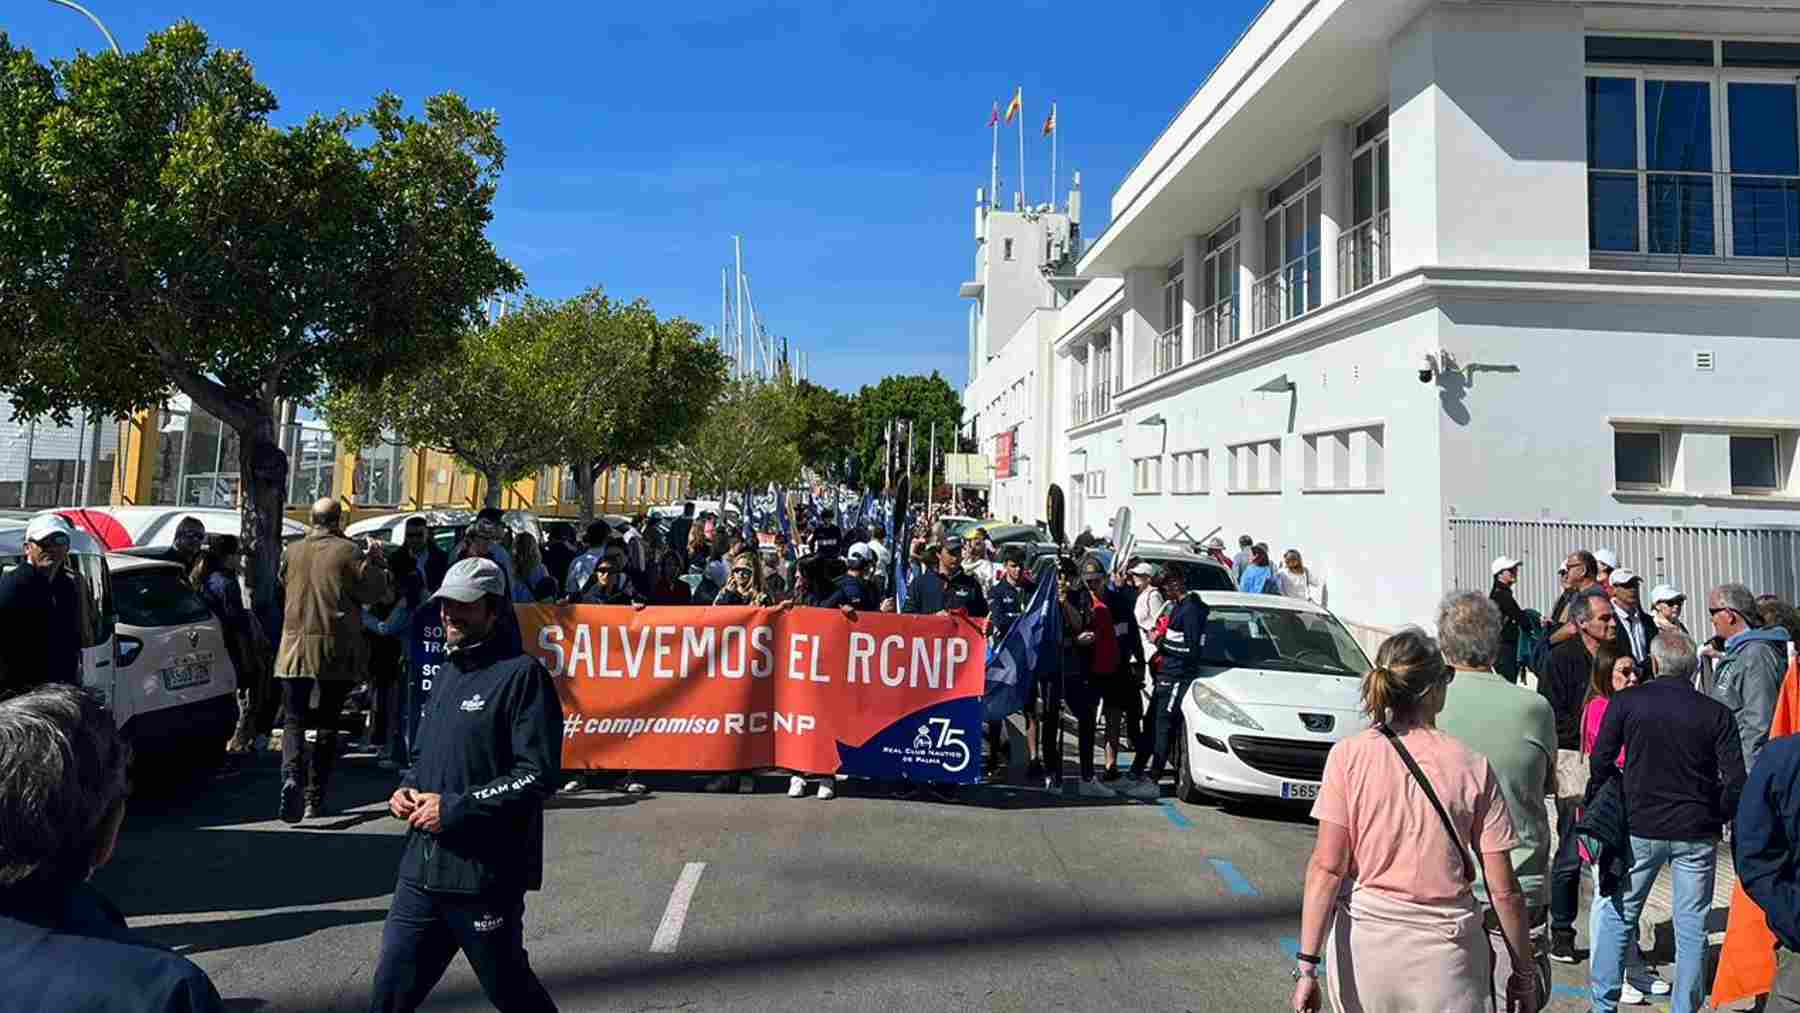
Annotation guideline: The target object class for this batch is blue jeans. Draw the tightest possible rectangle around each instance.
[1588,836,1716,1013]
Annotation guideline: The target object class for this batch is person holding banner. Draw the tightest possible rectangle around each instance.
[577,545,645,608]
[987,546,1038,782]
[818,545,881,616]
[371,558,562,1013]
[706,550,792,795]
[901,537,988,619]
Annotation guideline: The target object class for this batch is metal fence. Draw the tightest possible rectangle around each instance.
[1448,517,1800,615]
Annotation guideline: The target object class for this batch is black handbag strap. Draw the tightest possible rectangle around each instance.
[1378,724,1478,886]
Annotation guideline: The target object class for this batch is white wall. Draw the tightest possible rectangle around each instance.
[1388,3,1589,275]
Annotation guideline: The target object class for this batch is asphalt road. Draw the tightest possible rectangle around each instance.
[103,742,1610,1012]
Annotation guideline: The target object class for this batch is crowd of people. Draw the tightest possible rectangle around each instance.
[1290,543,1800,1013]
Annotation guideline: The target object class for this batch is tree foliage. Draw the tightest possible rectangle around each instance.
[850,372,963,492]
[667,380,804,497]
[0,23,520,610]
[791,380,858,487]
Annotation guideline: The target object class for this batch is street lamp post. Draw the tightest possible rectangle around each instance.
[45,0,122,55]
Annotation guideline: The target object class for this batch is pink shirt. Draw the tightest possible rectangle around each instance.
[1312,728,1518,905]
[1582,696,1625,764]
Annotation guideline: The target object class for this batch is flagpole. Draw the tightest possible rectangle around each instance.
[1051,101,1058,213]
[929,420,937,504]
[990,102,999,212]
[1017,88,1027,208]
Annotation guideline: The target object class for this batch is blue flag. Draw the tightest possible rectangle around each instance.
[741,485,754,543]
[776,485,795,560]
[984,575,1062,721]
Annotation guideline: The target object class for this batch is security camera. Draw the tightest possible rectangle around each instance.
[1418,354,1437,384]
[1418,367,1434,384]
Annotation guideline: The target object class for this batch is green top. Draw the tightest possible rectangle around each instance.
[1436,668,1558,909]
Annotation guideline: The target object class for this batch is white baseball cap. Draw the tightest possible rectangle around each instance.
[25,514,76,545]
[1609,567,1641,587]
[1128,561,1157,577]
[846,543,873,566]
[431,557,507,603]
[1650,583,1685,606]
[1594,548,1619,570]
[1490,555,1521,577]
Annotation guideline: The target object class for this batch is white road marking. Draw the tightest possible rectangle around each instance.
[650,861,707,954]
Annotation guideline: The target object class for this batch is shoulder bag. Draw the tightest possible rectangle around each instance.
[1378,724,1549,1013]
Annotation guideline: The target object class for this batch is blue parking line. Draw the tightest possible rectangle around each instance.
[1156,800,1193,828]
[1209,858,1259,896]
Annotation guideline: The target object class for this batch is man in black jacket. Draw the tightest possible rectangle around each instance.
[1736,733,1800,1009]
[402,516,451,596]
[1540,586,1615,962]
[0,514,83,691]
[1586,630,1743,1013]
[370,557,562,1013]
[1608,568,1657,669]
[1122,567,1209,801]
[900,537,988,618]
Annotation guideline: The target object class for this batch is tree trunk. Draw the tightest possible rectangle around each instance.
[572,459,597,525]
[482,468,503,510]
[235,412,289,643]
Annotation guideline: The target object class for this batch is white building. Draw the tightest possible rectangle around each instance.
[961,185,1082,525]
[1011,0,1800,630]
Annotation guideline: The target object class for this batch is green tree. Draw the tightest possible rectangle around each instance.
[851,372,964,494]
[553,293,728,524]
[791,380,858,487]
[0,24,520,614]
[667,380,804,498]
[322,298,579,510]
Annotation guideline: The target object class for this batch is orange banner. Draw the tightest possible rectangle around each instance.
[518,604,986,779]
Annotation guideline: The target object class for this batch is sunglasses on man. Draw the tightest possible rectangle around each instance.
[33,533,70,549]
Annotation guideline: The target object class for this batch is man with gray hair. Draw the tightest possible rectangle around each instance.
[1434,590,1558,1003]
[1540,585,1616,961]
[0,685,224,1011]
[1708,581,1790,772]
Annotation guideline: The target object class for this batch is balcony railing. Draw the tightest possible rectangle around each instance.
[1152,322,1184,377]
[1196,299,1239,359]
[1339,210,1391,295]
[1588,169,1800,274]
[1092,377,1113,417]
[1071,392,1089,426]
[1251,259,1320,333]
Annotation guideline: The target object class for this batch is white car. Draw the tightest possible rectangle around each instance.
[0,523,238,771]
[53,506,304,552]
[346,509,542,553]
[1173,592,1372,805]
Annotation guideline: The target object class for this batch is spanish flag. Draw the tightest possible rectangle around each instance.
[988,101,998,128]
[1004,87,1022,123]
[1711,653,1800,1007]
[1043,105,1056,137]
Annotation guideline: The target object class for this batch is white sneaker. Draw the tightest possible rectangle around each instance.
[788,775,807,798]
[1618,981,1647,1005]
[1123,777,1161,801]
[562,778,585,794]
[816,782,835,800]
[1627,964,1671,996]
[1076,778,1116,798]
[624,780,647,795]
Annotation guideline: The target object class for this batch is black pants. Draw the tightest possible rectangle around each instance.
[1036,670,1065,779]
[1144,676,1193,781]
[1065,676,1102,781]
[280,678,352,787]
[1550,797,1583,934]
[369,878,557,1013]
[1495,633,1520,683]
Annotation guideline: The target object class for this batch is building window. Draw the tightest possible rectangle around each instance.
[1087,469,1107,499]
[1132,456,1162,495]
[1002,238,1015,261]
[1227,438,1282,493]
[357,438,403,506]
[1343,109,1391,294]
[1091,334,1114,415]
[1155,259,1184,376]
[1731,434,1780,492]
[1302,424,1384,492]
[1586,37,1800,266]
[1199,219,1239,358]
[1253,157,1322,332]
[1613,430,1666,489]
[1171,449,1209,494]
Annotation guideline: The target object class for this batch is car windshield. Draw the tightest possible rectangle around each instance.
[1196,605,1369,676]
[114,569,213,628]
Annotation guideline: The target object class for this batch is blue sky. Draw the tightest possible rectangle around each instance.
[7,1,1263,395]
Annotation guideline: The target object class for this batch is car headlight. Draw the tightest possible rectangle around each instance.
[1188,682,1264,730]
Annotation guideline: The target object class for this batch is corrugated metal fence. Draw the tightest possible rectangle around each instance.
[1448,518,1800,615]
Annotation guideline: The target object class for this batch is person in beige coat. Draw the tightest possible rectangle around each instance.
[274,498,388,823]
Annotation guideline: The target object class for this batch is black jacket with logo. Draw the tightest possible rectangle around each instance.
[903,568,989,617]
[818,573,879,611]
[400,635,563,895]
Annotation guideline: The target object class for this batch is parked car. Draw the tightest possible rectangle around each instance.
[1173,592,1372,805]
[1083,540,1237,592]
[55,506,304,552]
[345,509,542,555]
[0,522,237,773]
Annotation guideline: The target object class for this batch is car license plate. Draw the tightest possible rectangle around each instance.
[1281,781,1320,801]
[161,663,211,691]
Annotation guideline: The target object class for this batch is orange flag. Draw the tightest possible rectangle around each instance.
[1711,653,1800,1008]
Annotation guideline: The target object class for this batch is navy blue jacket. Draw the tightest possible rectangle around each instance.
[1737,734,1800,950]
[400,634,563,896]
[987,578,1033,641]
[0,563,81,692]
[903,568,989,618]
[1155,592,1211,680]
[819,573,879,611]
[0,882,223,1012]
[1588,677,1744,841]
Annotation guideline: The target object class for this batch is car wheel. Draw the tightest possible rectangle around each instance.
[1176,744,1209,805]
